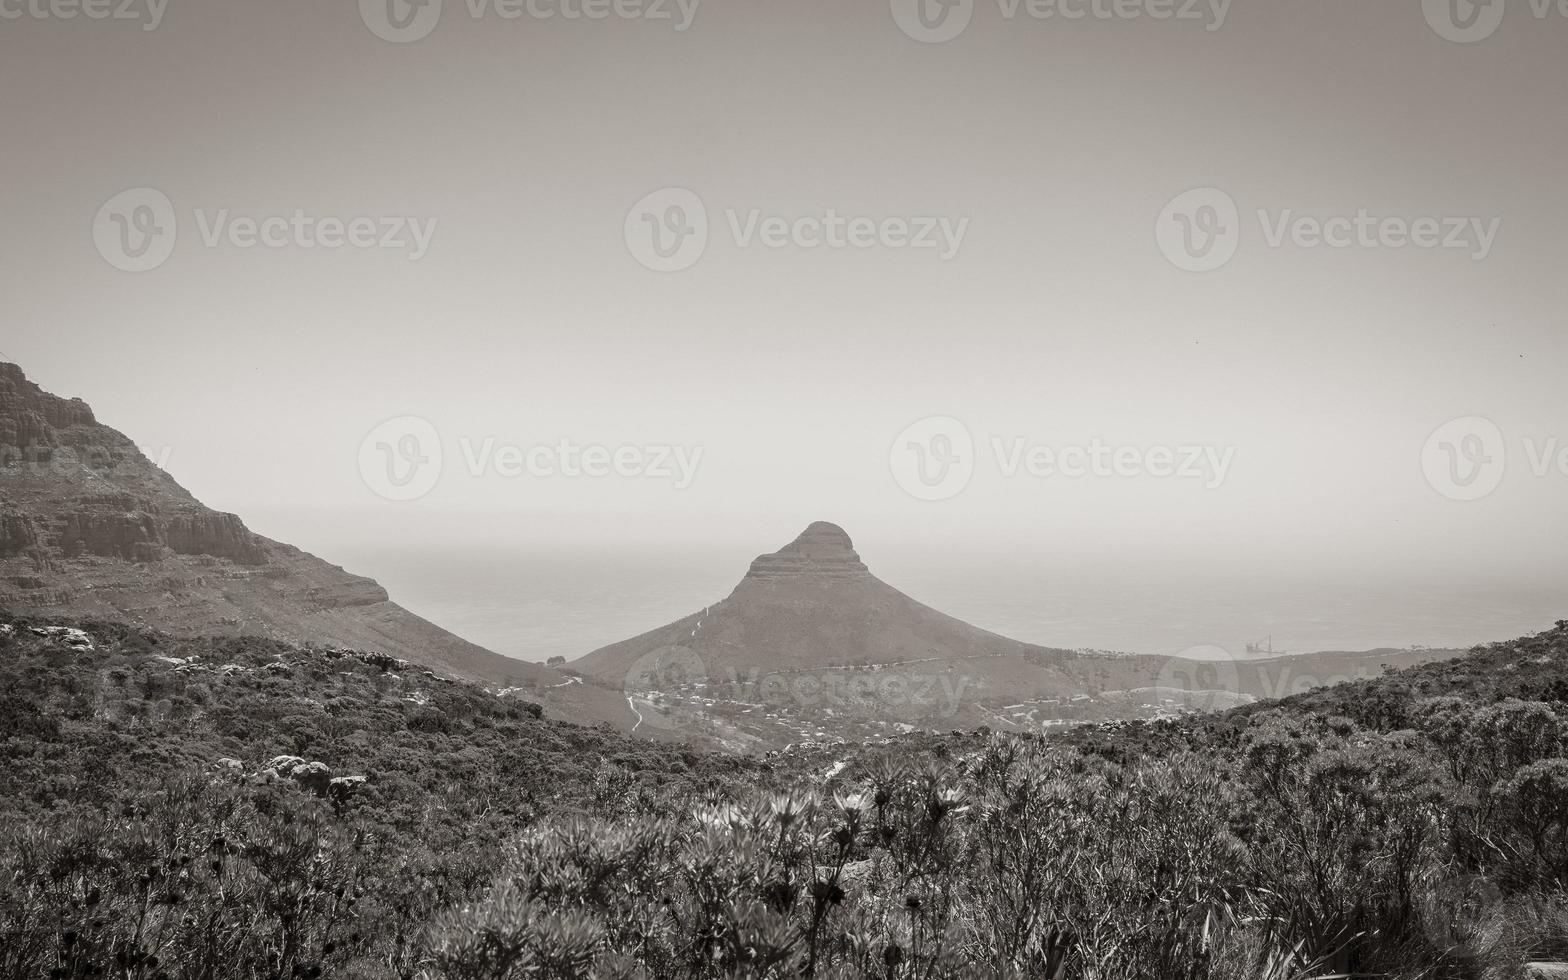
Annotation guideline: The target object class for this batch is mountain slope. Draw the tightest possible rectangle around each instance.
[0,362,564,690]
[573,522,1063,683]
[570,522,1457,749]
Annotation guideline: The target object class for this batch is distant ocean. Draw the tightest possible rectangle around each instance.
[334,547,1568,665]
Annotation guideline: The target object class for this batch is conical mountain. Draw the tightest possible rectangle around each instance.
[571,522,1456,748]
[571,521,1060,685]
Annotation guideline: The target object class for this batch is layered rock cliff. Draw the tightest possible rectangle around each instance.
[0,362,554,687]
[743,521,870,580]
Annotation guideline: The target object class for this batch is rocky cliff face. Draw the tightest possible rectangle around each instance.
[0,362,560,689]
[743,522,870,580]
[0,510,40,559]
[0,362,96,451]
[0,364,269,568]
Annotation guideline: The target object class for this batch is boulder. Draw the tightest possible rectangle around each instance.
[260,756,332,794]
[28,625,92,649]
[290,761,331,794]
[328,775,367,800]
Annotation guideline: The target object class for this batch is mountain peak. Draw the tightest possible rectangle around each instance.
[0,362,97,447]
[779,521,855,554]
[745,521,868,580]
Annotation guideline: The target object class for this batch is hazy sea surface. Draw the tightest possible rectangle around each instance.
[335,546,1568,664]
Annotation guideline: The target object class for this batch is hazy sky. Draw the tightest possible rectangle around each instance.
[4,0,1567,598]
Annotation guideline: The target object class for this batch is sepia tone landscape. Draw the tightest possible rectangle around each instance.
[5,363,1568,978]
[6,0,1568,977]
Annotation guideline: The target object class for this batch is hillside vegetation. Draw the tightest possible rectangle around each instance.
[7,614,1568,978]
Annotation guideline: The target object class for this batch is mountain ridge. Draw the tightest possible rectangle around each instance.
[0,362,582,694]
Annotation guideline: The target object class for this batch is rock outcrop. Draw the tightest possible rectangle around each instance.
[744,522,870,580]
[0,362,95,452]
[0,362,558,688]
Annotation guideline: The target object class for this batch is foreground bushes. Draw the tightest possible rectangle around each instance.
[9,621,1568,977]
[422,736,1428,979]
[420,693,1568,978]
